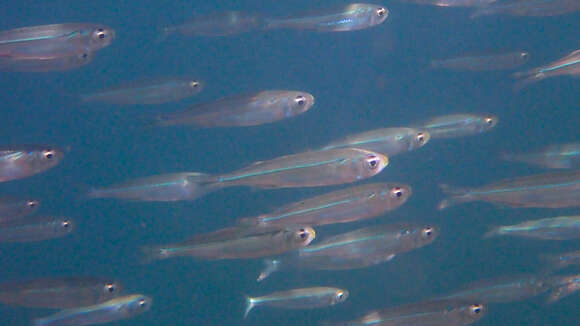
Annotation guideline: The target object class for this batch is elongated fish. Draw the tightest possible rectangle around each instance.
[258,223,437,281]
[321,128,429,156]
[239,183,411,228]
[394,0,495,7]
[265,3,388,32]
[472,0,580,17]
[431,52,529,71]
[154,90,314,128]
[0,146,64,182]
[0,277,123,309]
[0,23,114,58]
[329,299,485,326]
[142,226,315,261]
[513,49,580,90]
[502,142,580,169]
[441,275,550,303]
[0,49,92,72]
[33,294,151,326]
[0,197,39,223]
[244,287,348,318]
[418,113,498,139]
[80,78,203,105]
[161,11,265,38]
[0,216,73,243]
[545,274,580,303]
[90,148,388,201]
[438,170,580,209]
[484,216,580,240]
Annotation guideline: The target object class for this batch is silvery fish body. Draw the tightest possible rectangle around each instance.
[513,49,580,90]
[485,216,580,240]
[162,11,265,37]
[0,146,64,182]
[0,197,39,223]
[431,51,529,71]
[321,128,430,156]
[442,275,550,303]
[0,216,73,243]
[502,142,580,169]
[419,113,498,139]
[472,0,580,17]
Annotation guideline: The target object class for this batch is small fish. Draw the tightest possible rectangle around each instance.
[484,216,580,240]
[502,142,580,169]
[239,183,411,228]
[330,299,485,326]
[513,49,580,90]
[0,49,92,72]
[161,11,265,38]
[472,0,580,17]
[540,250,580,271]
[0,23,114,58]
[418,113,498,139]
[244,287,348,318]
[0,277,123,309]
[265,3,389,32]
[394,0,495,7]
[0,197,40,223]
[80,78,203,105]
[258,223,437,281]
[545,274,580,303]
[153,90,314,128]
[320,128,430,156]
[431,52,529,71]
[32,294,151,326]
[0,146,64,182]
[438,170,580,210]
[0,216,73,243]
[142,226,315,261]
[442,275,550,303]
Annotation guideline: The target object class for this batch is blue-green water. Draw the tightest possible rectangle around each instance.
[0,0,579,325]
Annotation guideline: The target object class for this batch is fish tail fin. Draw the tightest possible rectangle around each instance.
[257,259,281,282]
[238,217,259,226]
[546,285,576,304]
[244,296,255,318]
[437,184,472,210]
[263,18,287,30]
[512,69,544,92]
[140,245,171,264]
[87,187,105,199]
[483,226,501,239]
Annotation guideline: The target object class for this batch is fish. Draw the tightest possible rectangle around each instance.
[545,274,580,303]
[79,77,203,105]
[418,113,498,139]
[161,11,265,38]
[472,0,580,17]
[0,197,40,223]
[540,250,580,271]
[238,183,411,228]
[142,226,315,261]
[329,299,485,326]
[90,148,388,202]
[320,128,430,156]
[0,277,123,309]
[513,49,580,90]
[264,3,389,32]
[244,287,348,318]
[0,49,93,72]
[484,216,580,240]
[441,275,550,303]
[257,223,437,281]
[438,170,580,210]
[502,142,580,169]
[394,0,496,7]
[153,90,315,128]
[0,216,73,243]
[32,294,151,326]
[0,145,64,182]
[0,23,114,58]
[430,51,530,71]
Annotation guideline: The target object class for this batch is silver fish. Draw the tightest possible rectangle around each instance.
[442,275,550,303]
[502,142,580,169]
[0,146,64,182]
[321,128,430,156]
[161,11,265,38]
[472,0,580,17]
[0,197,40,223]
[419,113,498,139]
[431,51,530,71]
[0,216,73,243]
[484,216,580,240]
[513,49,580,90]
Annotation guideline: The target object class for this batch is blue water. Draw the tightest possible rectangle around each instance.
[0,0,579,325]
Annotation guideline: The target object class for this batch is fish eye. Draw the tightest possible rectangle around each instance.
[138,299,147,307]
[423,227,434,237]
[62,220,71,228]
[484,116,494,125]
[390,187,403,198]
[27,200,38,208]
[81,52,89,59]
[336,291,345,300]
[43,150,55,159]
[377,8,387,17]
[95,28,106,40]
[190,81,200,88]
[366,155,379,170]
[106,283,116,293]
[416,133,425,143]
[470,304,482,314]
[294,95,306,106]
[298,229,308,239]
[521,52,529,58]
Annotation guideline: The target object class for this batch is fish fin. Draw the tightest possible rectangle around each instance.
[238,216,259,226]
[512,70,544,92]
[545,285,574,304]
[244,296,255,318]
[140,245,171,264]
[437,184,472,210]
[482,226,501,239]
[257,259,281,282]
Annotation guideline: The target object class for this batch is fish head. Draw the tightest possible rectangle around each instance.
[124,295,152,315]
[185,79,204,94]
[20,198,41,215]
[458,303,486,323]
[379,183,412,206]
[331,289,349,305]
[29,146,65,172]
[89,25,115,50]
[480,114,498,131]
[52,217,74,236]
[413,130,431,149]
[100,279,124,300]
[279,91,315,118]
[355,149,389,178]
[290,226,316,247]
[519,51,531,62]
[370,6,389,26]
[400,224,438,248]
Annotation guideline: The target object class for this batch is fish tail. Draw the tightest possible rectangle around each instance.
[31,317,47,326]
[263,18,287,30]
[483,226,501,239]
[546,285,575,304]
[437,184,472,210]
[238,216,259,226]
[140,245,172,264]
[512,69,544,92]
[257,259,281,282]
[155,26,173,43]
[86,187,105,199]
[243,296,256,318]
